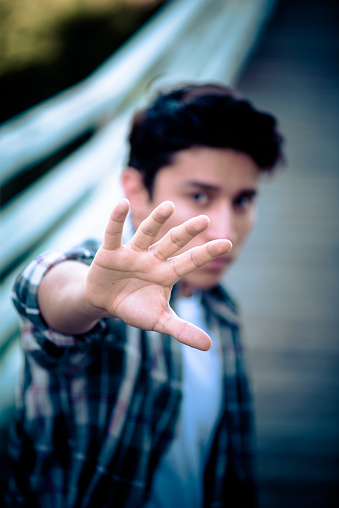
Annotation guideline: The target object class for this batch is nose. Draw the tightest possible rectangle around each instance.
[206,203,237,244]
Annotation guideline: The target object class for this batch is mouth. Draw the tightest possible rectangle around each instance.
[204,256,233,272]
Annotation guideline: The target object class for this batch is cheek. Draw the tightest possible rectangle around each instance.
[172,201,198,221]
[237,211,256,244]
[164,204,199,234]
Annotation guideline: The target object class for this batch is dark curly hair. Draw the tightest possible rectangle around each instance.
[127,83,284,195]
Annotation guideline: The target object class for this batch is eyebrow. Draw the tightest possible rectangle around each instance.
[236,189,258,198]
[183,181,220,192]
[183,181,258,197]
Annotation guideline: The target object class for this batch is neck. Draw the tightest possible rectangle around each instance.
[178,280,194,298]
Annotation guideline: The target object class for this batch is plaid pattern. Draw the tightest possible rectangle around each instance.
[7,241,257,508]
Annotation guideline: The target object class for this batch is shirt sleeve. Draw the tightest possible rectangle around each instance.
[12,241,107,356]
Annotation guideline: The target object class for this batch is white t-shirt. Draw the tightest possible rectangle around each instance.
[145,292,223,508]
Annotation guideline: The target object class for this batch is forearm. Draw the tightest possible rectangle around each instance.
[38,261,110,335]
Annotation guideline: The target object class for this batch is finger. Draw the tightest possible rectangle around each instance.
[129,201,175,251]
[149,215,210,260]
[169,239,232,279]
[103,198,130,250]
[156,310,212,350]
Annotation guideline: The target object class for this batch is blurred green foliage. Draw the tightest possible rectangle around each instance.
[0,0,167,123]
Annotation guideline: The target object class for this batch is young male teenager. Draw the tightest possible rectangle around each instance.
[7,83,283,508]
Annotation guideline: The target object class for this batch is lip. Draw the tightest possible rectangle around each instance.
[204,257,232,271]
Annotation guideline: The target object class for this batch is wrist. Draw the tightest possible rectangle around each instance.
[38,260,111,335]
[81,291,111,321]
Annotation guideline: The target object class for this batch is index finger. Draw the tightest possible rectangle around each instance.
[169,239,232,279]
[103,198,130,250]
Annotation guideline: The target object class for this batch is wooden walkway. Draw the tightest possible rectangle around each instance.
[227,0,339,506]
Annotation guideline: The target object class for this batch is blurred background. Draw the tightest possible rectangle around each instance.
[227,1,339,506]
[1,0,338,506]
[0,0,168,123]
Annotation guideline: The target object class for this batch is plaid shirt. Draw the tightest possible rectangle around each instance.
[7,241,257,508]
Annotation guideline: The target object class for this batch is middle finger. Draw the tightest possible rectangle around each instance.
[149,215,210,260]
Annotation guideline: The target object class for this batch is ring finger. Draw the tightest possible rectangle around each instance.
[149,215,210,260]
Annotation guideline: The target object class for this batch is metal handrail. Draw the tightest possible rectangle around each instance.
[0,0,276,418]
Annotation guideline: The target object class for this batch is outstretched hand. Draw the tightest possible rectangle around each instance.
[84,199,232,350]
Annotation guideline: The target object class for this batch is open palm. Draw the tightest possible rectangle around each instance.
[84,199,232,350]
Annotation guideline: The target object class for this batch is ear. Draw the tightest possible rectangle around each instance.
[121,167,152,227]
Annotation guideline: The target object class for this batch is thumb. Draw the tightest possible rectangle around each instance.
[156,309,212,351]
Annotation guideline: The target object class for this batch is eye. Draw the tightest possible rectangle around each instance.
[190,192,209,206]
[233,192,257,212]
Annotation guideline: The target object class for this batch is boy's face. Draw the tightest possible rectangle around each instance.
[123,147,260,293]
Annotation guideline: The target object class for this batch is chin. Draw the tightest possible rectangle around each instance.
[182,270,225,293]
